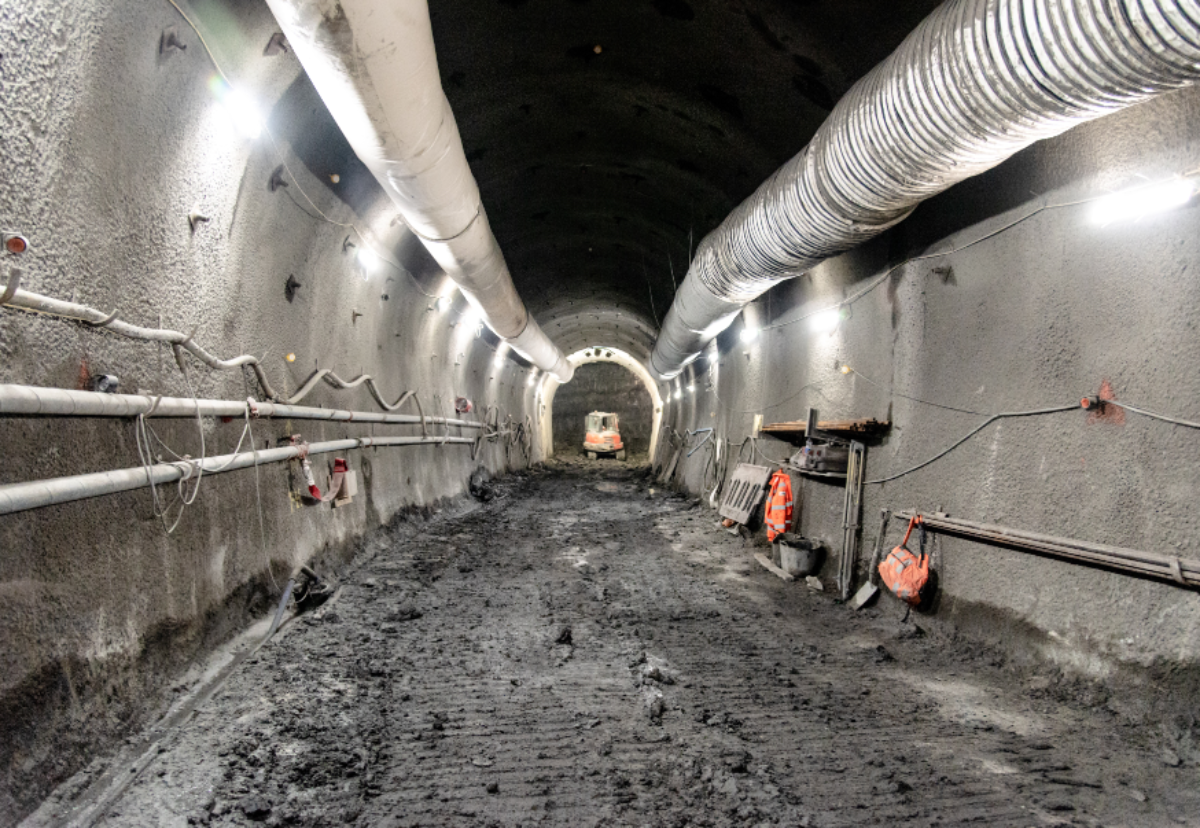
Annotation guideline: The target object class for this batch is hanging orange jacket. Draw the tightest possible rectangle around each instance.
[765,470,793,542]
[879,515,930,606]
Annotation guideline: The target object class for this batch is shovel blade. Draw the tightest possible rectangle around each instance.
[852,582,879,610]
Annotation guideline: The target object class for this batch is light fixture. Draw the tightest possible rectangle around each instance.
[357,246,381,270]
[211,79,263,139]
[1092,176,1197,226]
[460,304,482,329]
[527,371,538,387]
[435,295,450,312]
[494,343,508,366]
[739,325,759,344]
[810,307,842,334]
[687,384,696,393]
[674,389,682,400]
[840,364,852,375]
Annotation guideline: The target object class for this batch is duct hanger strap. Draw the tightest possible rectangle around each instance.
[404,206,482,244]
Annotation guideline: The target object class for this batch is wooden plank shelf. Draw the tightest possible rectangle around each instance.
[761,418,891,438]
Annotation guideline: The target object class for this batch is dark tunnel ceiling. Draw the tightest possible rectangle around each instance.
[429,0,944,343]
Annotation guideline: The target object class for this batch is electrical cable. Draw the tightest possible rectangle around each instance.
[865,403,1079,486]
[846,367,988,417]
[0,281,458,417]
[1106,400,1200,431]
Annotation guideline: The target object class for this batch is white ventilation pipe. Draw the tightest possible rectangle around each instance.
[650,0,1200,379]
[263,0,573,383]
[0,384,482,428]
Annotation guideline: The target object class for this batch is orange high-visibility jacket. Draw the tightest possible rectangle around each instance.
[765,470,793,542]
[879,516,930,606]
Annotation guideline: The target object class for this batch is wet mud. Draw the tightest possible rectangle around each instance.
[29,459,1200,827]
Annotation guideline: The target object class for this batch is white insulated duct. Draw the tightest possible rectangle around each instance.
[650,0,1200,379]
[263,0,574,383]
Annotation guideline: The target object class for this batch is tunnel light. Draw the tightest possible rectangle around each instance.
[357,246,382,271]
[459,304,482,329]
[494,343,509,366]
[435,295,450,312]
[840,364,852,375]
[1091,176,1197,225]
[739,325,759,344]
[527,371,538,387]
[810,307,843,334]
[687,384,696,393]
[211,79,263,139]
[674,389,682,400]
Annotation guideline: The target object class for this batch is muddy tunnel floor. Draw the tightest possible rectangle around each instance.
[32,460,1200,828]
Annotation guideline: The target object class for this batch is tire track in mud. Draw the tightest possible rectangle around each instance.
[45,459,1200,828]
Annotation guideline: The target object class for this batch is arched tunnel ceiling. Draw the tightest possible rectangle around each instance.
[429,0,945,357]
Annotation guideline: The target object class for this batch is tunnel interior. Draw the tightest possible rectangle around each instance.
[3,0,1200,824]
[551,361,654,457]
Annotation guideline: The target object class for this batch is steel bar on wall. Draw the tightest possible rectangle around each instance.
[838,442,866,599]
[895,511,1200,589]
[0,435,475,516]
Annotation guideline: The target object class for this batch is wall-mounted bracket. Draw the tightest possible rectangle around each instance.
[160,26,187,54]
[268,165,288,192]
[263,32,289,56]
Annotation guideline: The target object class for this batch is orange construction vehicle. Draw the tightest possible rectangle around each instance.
[584,411,625,460]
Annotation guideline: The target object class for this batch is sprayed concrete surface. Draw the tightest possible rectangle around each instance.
[0,2,539,819]
[659,84,1200,680]
[25,460,1200,827]
[552,363,654,456]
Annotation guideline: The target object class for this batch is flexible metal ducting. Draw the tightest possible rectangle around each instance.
[650,0,1200,379]
[263,0,574,383]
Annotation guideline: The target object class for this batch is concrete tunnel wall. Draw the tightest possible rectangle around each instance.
[0,1,541,819]
[6,0,1200,821]
[552,362,654,457]
[656,83,1200,685]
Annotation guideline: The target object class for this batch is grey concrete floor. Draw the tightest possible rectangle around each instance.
[26,460,1200,828]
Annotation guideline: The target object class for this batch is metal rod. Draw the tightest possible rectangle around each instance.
[894,511,1199,589]
[839,441,865,600]
[0,435,475,516]
[868,508,891,587]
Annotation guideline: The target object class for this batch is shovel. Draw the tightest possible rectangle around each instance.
[852,508,891,610]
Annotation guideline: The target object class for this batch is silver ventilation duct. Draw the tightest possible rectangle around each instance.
[650,0,1200,379]
[263,0,574,383]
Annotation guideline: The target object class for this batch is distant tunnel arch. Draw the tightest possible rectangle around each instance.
[540,347,663,461]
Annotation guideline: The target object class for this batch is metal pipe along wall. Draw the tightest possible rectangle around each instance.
[0,384,484,429]
[0,436,476,516]
[650,0,1200,379]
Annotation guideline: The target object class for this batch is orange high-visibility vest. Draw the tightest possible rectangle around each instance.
[879,516,930,606]
[765,470,793,542]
